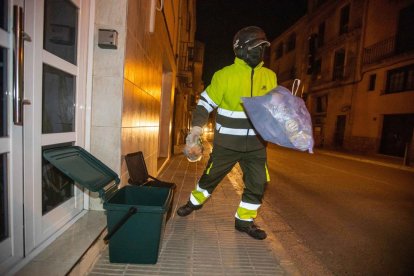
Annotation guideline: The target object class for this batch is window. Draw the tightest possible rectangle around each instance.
[275,43,284,59]
[287,33,296,52]
[187,13,192,31]
[368,74,376,91]
[316,95,328,113]
[396,4,414,54]
[307,34,317,74]
[318,22,325,47]
[312,58,322,80]
[385,64,414,94]
[333,49,346,80]
[339,4,350,35]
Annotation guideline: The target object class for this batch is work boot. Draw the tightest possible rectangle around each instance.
[235,222,267,240]
[176,201,202,217]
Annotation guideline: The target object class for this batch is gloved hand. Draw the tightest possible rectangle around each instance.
[184,126,203,162]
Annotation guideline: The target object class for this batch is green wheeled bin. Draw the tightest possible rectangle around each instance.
[43,146,173,264]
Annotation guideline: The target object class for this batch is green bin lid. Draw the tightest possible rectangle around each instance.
[42,146,120,194]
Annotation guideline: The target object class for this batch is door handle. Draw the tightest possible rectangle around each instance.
[12,5,28,125]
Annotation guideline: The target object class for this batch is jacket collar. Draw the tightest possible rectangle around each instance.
[234,57,264,71]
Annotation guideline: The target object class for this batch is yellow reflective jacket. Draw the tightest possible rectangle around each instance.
[193,57,277,151]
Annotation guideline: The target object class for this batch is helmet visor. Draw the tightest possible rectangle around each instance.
[247,39,270,50]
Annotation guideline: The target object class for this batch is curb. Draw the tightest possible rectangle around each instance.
[315,150,414,173]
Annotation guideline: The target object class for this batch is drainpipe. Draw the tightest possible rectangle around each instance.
[349,0,369,128]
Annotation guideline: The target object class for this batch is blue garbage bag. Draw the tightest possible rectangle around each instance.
[242,85,314,153]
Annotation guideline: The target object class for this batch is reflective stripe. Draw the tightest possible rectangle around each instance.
[217,108,248,119]
[235,201,261,221]
[190,183,210,205]
[265,163,270,182]
[206,162,214,175]
[196,183,210,197]
[239,201,261,210]
[190,194,201,205]
[200,91,218,108]
[198,99,214,113]
[235,210,255,221]
[216,123,256,136]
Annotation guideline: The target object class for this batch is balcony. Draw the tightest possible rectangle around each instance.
[363,35,414,65]
[363,36,395,65]
[178,41,194,73]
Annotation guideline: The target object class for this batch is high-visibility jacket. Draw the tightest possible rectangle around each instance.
[193,57,277,151]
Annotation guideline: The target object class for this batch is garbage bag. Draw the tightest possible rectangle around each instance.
[183,137,204,162]
[242,85,314,153]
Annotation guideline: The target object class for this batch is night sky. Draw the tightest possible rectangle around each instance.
[195,0,307,85]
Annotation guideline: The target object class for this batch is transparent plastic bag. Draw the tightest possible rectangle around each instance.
[242,85,314,153]
[183,136,204,162]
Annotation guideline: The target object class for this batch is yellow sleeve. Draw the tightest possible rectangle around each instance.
[205,70,225,106]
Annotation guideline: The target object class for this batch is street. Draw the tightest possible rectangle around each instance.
[262,144,414,275]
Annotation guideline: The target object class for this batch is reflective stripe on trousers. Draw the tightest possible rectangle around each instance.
[190,183,211,205]
[235,201,261,221]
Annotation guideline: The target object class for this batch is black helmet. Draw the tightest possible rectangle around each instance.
[233,26,270,58]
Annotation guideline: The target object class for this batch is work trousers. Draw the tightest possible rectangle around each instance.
[189,144,269,223]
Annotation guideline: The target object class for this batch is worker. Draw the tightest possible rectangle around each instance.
[177,26,277,240]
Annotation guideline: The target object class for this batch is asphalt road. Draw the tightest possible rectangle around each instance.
[263,144,414,275]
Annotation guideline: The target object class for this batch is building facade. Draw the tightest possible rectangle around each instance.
[0,0,202,273]
[269,0,414,160]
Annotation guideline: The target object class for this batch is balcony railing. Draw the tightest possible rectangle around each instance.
[178,41,194,73]
[363,36,396,65]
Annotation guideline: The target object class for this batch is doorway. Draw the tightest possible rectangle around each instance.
[380,114,414,157]
[0,1,91,272]
[334,115,346,147]
[157,65,173,170]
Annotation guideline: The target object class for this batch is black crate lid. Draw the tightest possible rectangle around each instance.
[43,146,120,194]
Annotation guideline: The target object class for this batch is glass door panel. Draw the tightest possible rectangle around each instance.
[43,0,78,65]
[0,0,7,30]
[0,152,7,242]
[42,64,76,134]
[22,0,88,255]
[40,0,80,223]
[42,143,74,215]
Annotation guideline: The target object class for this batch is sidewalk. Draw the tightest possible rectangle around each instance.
[88,142,299,276]
[87,143,413,276]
